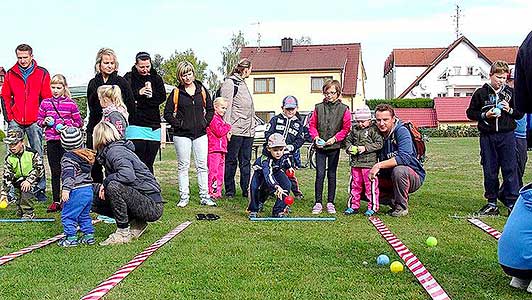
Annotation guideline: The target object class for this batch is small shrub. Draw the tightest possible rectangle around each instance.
[367,98,433,109]
[421,126,479,138]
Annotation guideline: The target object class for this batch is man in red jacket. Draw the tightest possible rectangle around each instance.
[1,44,51,202]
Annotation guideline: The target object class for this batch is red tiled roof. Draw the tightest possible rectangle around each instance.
[241,43,361,95]
[434,97,472,122]
[478,47,518,65]
[394,108,437,128]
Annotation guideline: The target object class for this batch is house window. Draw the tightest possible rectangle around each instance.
[453,66,461,75]
[254,78,275,94]
[437,93,447,97]
[467,66,474,75]
[466,92,473,96]
[454,92,461,97]
[311,76,333,93]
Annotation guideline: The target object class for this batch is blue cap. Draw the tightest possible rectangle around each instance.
[282,95,298,108]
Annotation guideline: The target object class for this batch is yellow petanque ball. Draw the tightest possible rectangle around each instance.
[426,236,438,247]
[0,200,7,209]
[390,261,404,273]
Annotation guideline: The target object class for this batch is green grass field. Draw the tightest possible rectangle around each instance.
[0,137,529,300]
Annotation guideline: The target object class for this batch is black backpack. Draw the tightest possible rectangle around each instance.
[215,78,239,99]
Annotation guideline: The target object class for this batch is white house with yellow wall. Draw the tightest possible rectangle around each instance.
[240,38,366,120]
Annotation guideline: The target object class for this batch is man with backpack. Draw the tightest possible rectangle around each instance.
[368,104,425,217]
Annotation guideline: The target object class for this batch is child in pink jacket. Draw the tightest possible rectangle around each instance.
[207,97,231,200]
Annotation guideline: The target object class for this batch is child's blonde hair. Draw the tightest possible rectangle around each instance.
[92,121,122,151]
[50,74,71,98]
[97,85,127,111]
[213,97,228,107]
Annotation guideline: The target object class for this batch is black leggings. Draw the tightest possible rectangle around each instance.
[46,140,65,203]
[501,264,532,280]
[91,182,163,229]
[314,148,340,204]
[131,140,160,174]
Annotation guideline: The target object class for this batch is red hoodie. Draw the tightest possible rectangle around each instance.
[1,60,52,125]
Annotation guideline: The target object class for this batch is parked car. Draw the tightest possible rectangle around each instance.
[254,115,266,140]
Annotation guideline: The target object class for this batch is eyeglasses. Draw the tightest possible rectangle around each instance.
[324,91,338,96]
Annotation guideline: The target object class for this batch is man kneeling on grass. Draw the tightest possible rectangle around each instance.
[369,104,425,217]
[247,133,293,218]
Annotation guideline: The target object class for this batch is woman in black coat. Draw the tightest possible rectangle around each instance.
[123,52,166,173]
[86,48,135,183]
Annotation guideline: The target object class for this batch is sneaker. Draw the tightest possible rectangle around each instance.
[130,219,148,239]
[275,212,288,218]
[312,203,323,214]
[390,208,409,217]
[326,203,336,214]
[78,234,95,245]
[478,204,499,216]
[510,277,530,290]
[58,236,79,247]
[365,209,376,216]
[100,228,132,246]
[295,194,304,201]
[257,202,264,212]
[21,212,35,219]
[177,199,189,207]
[200,198,217,206]
[344,207,358,215]
[527,280,532,293]
[248,212,258,218]
[46,202,62,213]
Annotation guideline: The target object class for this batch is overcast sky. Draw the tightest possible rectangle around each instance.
[1,0,530,98]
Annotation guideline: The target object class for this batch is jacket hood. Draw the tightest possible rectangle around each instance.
[97,139,135,162]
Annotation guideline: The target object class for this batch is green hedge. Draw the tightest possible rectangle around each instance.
[420,126,479,138]
[367,98,433,109]
[72,97,88,120]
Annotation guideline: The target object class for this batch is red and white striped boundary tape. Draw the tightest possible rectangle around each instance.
[81,221,192,300]
[0,219,102,266]
[467,218,501,240]
[369,217,451,300]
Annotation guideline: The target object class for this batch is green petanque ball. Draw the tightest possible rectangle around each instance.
[426,236,438,247]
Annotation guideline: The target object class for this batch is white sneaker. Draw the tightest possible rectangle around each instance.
[510,277,530,290]
[527,279,532,293]
[200,198,217,206]
[177,199,189,207]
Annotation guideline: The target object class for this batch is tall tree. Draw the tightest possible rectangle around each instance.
[159,49,208,87]
[294,36,312,45]
[205,70,220,95]
[219,31,248,77]
[152,53,164,76]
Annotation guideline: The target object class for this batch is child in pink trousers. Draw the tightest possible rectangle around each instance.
[207,97,231,200]
[344,105,383,216]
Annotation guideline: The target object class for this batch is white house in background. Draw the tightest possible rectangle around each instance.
[383,36,518,99]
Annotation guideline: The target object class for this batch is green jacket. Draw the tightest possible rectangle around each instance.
[344,123,383,168]
[2,147,44,194]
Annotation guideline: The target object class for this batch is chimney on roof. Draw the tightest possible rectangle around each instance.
[281,37,293,52]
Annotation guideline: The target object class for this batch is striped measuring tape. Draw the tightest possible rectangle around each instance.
[369,217,451,300]
[0,219,102,266]
[81,221,192,300]
[467,218,501,240]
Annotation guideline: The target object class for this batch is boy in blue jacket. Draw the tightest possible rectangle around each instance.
[248,133,293,218]
[263,95,305,199]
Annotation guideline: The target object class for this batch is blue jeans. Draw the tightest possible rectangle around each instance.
[8,121,46,194]
[61,185,94,237]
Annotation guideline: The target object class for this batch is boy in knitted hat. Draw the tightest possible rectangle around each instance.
[344,105,383,216]
[57,127,97,247]
[1,128,45,219]
[248,133,293,218]
[262,95,305,200]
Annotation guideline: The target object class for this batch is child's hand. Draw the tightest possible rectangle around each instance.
[274,185,287,199]
[499,100,510,112]
[61,190,70,202]
[227,132,232,141]
[20,180,31,193]
[315,137,325,148]
[357,146,366,154]
[44,116,54,126]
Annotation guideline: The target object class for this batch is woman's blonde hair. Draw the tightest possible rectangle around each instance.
[213,97,228,107]
[92,121,122,151]
[94,48,119,74]
[176,61,195,84]
[97,85,127,111]
[50,74,71,98]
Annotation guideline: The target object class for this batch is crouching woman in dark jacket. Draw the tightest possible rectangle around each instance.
[91,121,164,246]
